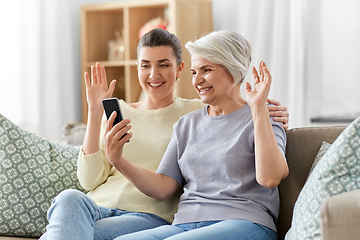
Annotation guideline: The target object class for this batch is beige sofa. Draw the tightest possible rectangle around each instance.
[1,124,359,240]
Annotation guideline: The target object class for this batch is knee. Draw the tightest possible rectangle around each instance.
[52,189,85,205]
[47,189,86,217]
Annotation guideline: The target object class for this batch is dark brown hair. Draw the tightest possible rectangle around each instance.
[137,28,182,65]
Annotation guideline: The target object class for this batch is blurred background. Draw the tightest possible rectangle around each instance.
[1,0,359,141]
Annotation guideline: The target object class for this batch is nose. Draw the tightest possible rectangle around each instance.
[192,73,203,87]
[149,66,160,80]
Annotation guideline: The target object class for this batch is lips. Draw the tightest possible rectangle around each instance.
[198,86,212,94]
[148,82,164,88]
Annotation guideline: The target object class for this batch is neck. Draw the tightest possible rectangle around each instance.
[131,94,176,110]
[208,88,246,116]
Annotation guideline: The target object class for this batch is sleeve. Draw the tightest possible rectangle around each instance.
[270,117,287,157]
[156,126,184,186]
[77,116,112,190]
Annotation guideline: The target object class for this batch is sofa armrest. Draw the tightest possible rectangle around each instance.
[320,189,360,240]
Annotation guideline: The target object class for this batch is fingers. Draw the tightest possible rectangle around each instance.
[108,79,117,96]
[273,116,288,124]
[261,61,272,84]
[253,61,271,84]
[84,72,90,89]
[252,66,260,85]
[105,112,132,144]
[88,62,106,86]
[267,103,289,118]
[100,64,106,85]
[91,65,96,85]
[96,62,101,84]
[268,108,289,120]
[245,81,252,93]
[264,69,272,84]
[267,104,287,112]
[267,98,280,106]
[267,99,289,130]
[271,115,289,130]
[259,62,264,79]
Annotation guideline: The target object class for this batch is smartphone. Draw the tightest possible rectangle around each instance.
[102,97,124,126]
[102,98,129,141]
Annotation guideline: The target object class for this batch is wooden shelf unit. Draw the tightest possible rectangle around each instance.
[80,0,213,122]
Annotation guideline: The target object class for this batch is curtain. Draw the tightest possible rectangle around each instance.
[0,0,124,141]
[317,0,360,119]
[0,0,79,141]
[212,0,360,128]
[212,0,308,128]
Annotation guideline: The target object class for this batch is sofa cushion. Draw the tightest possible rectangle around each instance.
[277,125,346,239]
[308,141,331,177]
[0,113,85,238]
[285,117,360,239]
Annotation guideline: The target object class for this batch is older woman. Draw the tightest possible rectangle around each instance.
[106,30,288,240]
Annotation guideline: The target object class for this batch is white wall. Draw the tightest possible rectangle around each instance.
[1,0,359,142]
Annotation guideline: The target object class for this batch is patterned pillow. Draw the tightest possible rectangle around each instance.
[0,113,86,238]
[285,118,360,240]
[307,141,331,178]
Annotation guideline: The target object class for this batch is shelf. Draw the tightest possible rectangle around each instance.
[80,0,213,122]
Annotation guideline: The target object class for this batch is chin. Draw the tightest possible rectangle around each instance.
[199,96,210,105]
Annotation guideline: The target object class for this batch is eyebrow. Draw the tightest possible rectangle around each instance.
[190,64,214,71]
[140,59,171,63]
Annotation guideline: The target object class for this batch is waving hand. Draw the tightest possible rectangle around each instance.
[82,62,117,155]
[84,62,116,112]
[245,61,272,108]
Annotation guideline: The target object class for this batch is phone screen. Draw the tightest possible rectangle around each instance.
[102,98,124,126]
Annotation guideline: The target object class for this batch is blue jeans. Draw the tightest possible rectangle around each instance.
[114,219,277,240]
[39,189,170,240]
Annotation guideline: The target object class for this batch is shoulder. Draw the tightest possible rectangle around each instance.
[119,99,129,109]
[176,106,206,127]
[176,97,205,109]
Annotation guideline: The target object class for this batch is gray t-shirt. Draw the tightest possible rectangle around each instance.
[157,104,286,232]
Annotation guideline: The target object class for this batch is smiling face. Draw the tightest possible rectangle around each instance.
[137,46,183,105]
[190,54,236,106]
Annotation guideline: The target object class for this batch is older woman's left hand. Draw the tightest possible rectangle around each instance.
[245,61,272,108]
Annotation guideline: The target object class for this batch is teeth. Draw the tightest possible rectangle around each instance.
[200,87,212,93]
[149,82,163,87]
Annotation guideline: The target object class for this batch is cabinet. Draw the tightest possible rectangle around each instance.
[80,0,213,122]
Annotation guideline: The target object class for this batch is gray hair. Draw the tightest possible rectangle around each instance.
[185,30,252,85]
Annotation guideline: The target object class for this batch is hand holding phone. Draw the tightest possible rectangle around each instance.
[102,98,129,141]
[102,98,124,126]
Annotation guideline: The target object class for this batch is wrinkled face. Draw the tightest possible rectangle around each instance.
[137,46,181,102]
[190,54,235,105]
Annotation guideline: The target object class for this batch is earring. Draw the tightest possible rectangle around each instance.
[176,78,180,81]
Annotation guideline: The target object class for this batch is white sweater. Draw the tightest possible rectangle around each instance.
[77,98,204,223]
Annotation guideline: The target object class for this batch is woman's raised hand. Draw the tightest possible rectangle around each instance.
[245,61,272,108]
[84,62,116,112]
